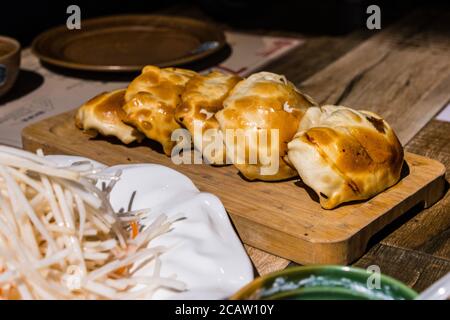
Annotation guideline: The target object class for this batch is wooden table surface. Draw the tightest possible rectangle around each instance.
[158,4,450,292]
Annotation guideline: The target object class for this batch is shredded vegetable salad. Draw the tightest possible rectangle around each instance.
[0,146,185,299]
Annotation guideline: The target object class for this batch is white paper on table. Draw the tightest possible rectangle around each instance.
[436,103,450,123]
[0,50,128,147]
[0,32,304,147]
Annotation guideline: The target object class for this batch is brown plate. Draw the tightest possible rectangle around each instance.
[31,15,226,72]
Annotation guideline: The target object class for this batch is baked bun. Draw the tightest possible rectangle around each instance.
[123,65,197,155]
[215,72,316,181]
[124,65,197,102]
[175,71,241,164]
[288,105,404,209]
[75,89,144,144]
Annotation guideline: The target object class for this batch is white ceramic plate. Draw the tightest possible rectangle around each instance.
[46,155,254,299]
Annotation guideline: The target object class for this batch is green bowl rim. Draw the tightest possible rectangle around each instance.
[231,265,418,300]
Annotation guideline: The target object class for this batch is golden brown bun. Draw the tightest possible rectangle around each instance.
[125,65,197,103]
[175,71,242,164]
[75,89,144,144]
[215,72,316,181]
[288,105,404,209]
[123,65,197,155]
[123,92,182,155]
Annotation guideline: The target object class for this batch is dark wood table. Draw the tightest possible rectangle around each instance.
[158,4,450,293]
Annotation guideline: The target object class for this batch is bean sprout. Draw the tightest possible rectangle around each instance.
[0,146,184,299]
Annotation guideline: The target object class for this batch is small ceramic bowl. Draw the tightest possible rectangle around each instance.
[0,35,21,98]
[231,265,418,300]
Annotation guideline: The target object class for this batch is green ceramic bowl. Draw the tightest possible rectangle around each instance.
[231,265,418,300]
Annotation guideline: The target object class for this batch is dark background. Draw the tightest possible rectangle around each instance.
[1,0,449,46]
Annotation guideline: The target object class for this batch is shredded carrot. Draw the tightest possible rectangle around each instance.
[0,267,4,297]
[130,221,139,239]
[113,222,140,276]
[114,266,128,276]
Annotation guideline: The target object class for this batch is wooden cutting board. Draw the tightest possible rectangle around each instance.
[21,110,446,265]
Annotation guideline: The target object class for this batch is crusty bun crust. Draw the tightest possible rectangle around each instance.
[125,65,197,103]
[175,71,241,164]
[288,105,404,209]
[216,72,316,181]
[123,66,197,155]
[75,89,143,144]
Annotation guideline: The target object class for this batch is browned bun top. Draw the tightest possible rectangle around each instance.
[216,71,316,181]
[288,105,404,209]
[75,89,143,144]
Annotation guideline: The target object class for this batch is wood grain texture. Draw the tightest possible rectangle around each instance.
[21,110,446,265]
[353,244,450,292]
[263,31,371,85]
[379,120,450,261]
[298,9,450,145]
[352,121,450,290]
[244,245,289,276]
